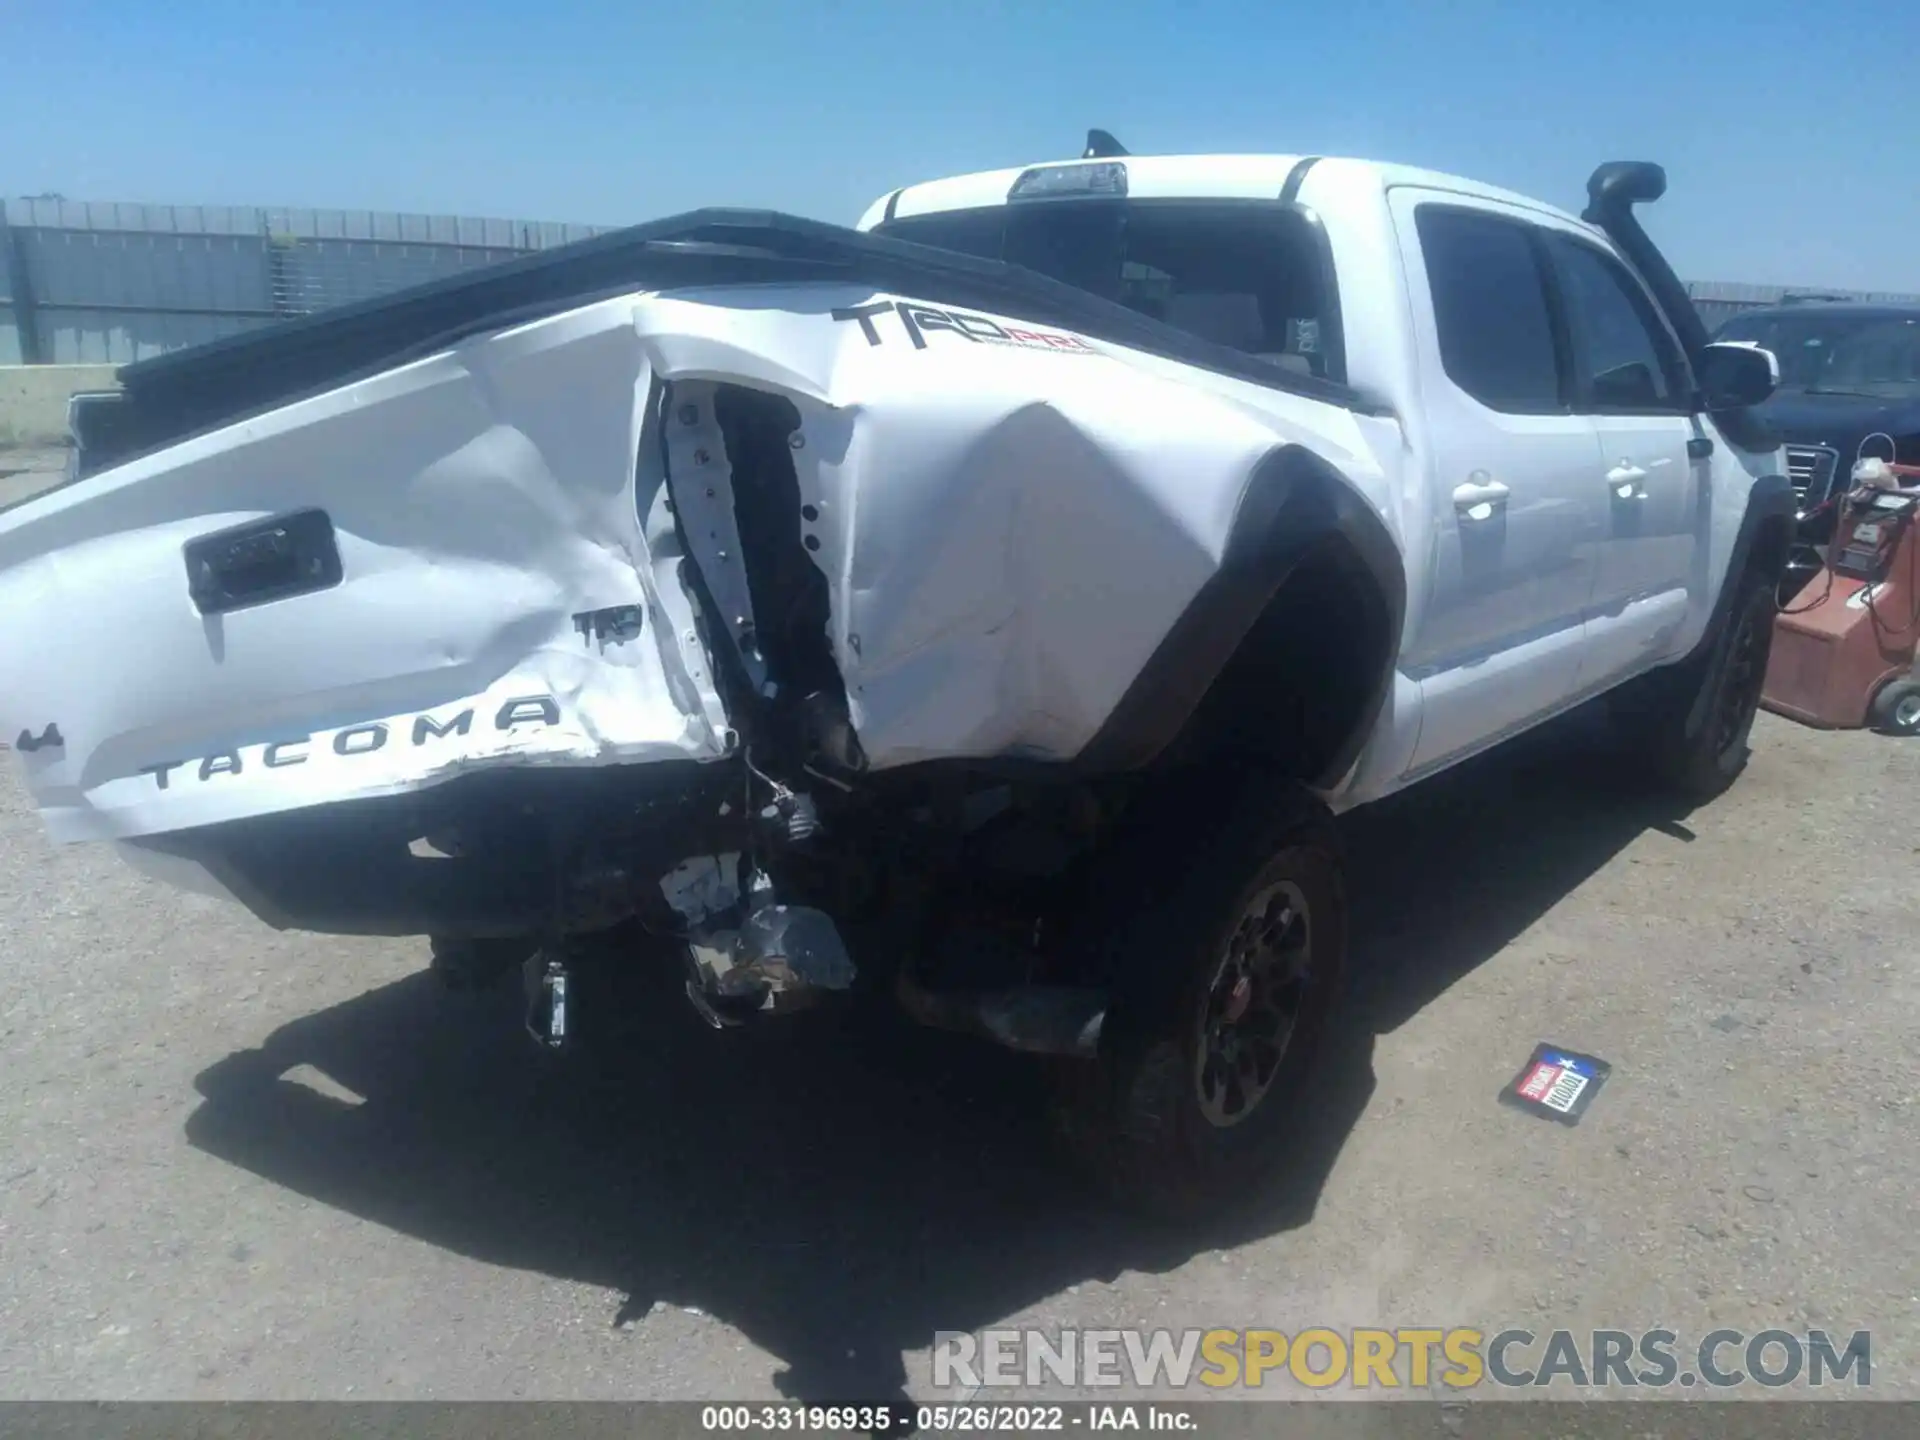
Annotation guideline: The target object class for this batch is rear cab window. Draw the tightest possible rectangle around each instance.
[877,199,1344,383]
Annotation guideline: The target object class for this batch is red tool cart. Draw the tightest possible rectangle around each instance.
[1762,456,1920,735]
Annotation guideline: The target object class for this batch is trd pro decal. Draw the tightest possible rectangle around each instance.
[831,300,1096,354]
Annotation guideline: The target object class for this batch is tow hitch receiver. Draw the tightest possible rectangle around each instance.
[663,857,857,1029]
[524,951,572,1051]
[684,892,858,1028]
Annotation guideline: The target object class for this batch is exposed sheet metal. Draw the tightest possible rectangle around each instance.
[661,379,769,694]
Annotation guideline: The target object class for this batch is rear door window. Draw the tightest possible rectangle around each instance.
[1414,206,1565,413]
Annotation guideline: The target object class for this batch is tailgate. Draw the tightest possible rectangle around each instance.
[0,296,731,843]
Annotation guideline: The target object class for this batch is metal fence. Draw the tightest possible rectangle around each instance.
[0,197,608,366]
[5,195,1919,366]
[1686,278,1920,332]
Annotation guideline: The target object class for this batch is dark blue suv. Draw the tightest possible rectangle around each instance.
[1712,302,1920,589]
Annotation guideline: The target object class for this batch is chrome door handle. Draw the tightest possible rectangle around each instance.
[1607,461,1648,500]
[1452,478,1510,521]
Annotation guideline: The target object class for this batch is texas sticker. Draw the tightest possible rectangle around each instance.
[1500,1044,1613,1126]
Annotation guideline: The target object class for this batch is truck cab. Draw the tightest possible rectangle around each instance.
[853,143,1789,797]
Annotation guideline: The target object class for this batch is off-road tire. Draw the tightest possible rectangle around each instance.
[1611,565,1778,802]
[1050,775,1347,1222]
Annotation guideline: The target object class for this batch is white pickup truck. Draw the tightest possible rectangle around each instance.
[0,136,1792,1216]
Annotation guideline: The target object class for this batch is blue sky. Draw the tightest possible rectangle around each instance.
[6,0,1918,291]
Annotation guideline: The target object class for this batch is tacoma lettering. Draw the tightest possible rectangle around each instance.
[413,709,474,745]
[200,752,242,781]
[497,696,560,730]
[138,694,562,788]
[140,760,184,790]
[333,723,388,756]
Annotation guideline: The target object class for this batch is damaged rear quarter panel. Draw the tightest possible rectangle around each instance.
[643,284,1391,769]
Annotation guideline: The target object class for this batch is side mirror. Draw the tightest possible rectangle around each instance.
[1696,341,1779,410]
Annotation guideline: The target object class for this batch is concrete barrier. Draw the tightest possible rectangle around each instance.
[0,364,120,448]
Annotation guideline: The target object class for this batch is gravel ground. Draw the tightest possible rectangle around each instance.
[0,449,72,511]
[1,700,1916,1407]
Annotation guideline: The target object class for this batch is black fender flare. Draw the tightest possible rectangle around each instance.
[1075,443,1407,787]
[1670,471,1795,741]
[1689,471,1796,664]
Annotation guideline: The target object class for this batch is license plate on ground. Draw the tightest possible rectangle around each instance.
[1500,1043,1612,1126]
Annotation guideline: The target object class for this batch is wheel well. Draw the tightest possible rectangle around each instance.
[1163,530,1397,786]
[1070,443,1406,783]
[1750,513,1794,583]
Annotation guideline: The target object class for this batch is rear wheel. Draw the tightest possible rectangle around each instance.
[1051,776,1346,1221]
[1869,678,1920,736]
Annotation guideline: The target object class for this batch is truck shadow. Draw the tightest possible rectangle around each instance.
[184,705,1693,1405]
